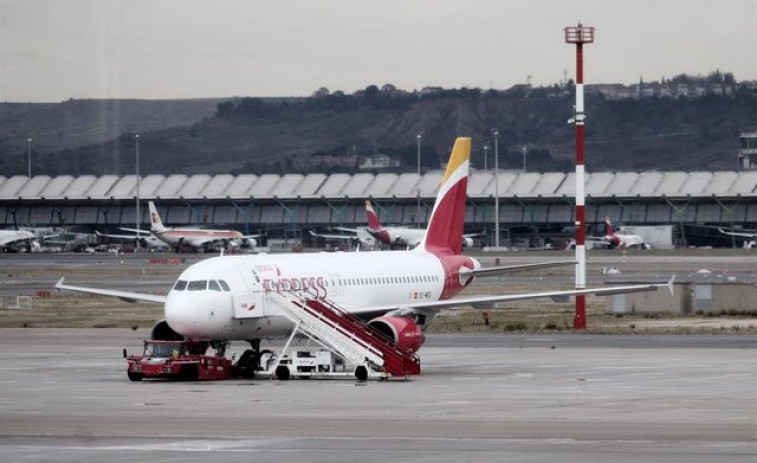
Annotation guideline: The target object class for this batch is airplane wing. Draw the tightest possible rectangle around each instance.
[242,233,264,240]
[463,260,576,278]
[96,230,141,240]
[119,227,152,235]
[309,230,358,241]
[54,277,166,304]
[718,228,757,238]
[333,226,359,233]
[346,277,675,319]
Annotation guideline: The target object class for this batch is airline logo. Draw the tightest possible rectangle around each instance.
[262,276,329,299]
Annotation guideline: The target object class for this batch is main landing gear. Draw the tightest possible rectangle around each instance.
[235,339,272,379]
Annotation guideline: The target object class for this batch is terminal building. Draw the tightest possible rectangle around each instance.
[1,169,756,248]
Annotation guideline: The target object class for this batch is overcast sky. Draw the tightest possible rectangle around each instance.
[1,0,755,102]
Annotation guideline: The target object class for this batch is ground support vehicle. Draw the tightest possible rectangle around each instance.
[124,340,233,381]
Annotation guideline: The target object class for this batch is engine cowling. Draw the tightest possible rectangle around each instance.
[461,237,474,248]
[367,316,424,353]
[150,319,184,341]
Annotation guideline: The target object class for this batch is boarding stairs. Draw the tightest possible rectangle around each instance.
[271,292,421,377]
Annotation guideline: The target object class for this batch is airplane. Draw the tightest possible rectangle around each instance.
[308,228,377,250]
[95,230,171,252]
[0,229,40,252]
[718,227,757,249]
[55,137,671,372]
[364,200,480,249]
[124,201,262,252]
[590,217,652,249]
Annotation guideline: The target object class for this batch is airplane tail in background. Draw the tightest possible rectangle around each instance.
[419,137,471,256]
[365,200,382,232]
[148,201,168,232]
[605,216,615,235]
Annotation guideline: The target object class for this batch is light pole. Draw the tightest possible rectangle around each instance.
[416,134,422,228]
[135,134,141,252]
[27,138,33,177]
[492,128,500,249]
[521,145,528,173]
[483,142,489,173]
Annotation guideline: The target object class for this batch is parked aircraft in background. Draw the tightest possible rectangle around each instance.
[364,200,479,249]
[0,230,40,252]
[95,230,170,252]
[56,137,670,371]
[718,227,757,249]
[123,201,262,252]
[591,217,652,249]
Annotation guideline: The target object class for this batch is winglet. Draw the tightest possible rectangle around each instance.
[55,277,65,290]
[664,275,675,296]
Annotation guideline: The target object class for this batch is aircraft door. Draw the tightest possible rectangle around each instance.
[231,266,269,319]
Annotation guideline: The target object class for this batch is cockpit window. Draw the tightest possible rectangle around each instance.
[187,280,207,291]
[208,280,221,292]
[173,280,188,291]
[218,280,231,292]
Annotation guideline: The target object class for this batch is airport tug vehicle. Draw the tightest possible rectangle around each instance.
[124,340,234,381]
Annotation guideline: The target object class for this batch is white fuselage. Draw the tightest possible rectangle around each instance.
[606,232,646,248]
[165,250,476,341]
[153,228,250,250]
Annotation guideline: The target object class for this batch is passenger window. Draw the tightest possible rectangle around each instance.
[218,280,231,292]
[187,280,207,291]
[173,280,188,291]
[208,280,221,292]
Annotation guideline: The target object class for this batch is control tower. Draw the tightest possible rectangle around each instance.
[738,132,757,169]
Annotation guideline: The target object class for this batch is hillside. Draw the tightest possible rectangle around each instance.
[1,85,755,176]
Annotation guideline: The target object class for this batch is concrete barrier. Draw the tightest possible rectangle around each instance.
[607,282,757,315]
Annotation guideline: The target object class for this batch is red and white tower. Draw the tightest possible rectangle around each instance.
[564,23,594,330]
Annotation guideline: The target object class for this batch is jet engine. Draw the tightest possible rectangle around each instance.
[461,237,474,248]
[367,316,424,353]
[150,319,184,341]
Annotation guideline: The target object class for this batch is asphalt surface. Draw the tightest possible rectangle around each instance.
[0,329,755,463]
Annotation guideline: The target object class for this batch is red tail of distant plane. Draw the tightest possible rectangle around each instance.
[420,137,471,256]
[365,200,382,232]
[605,216,615,235]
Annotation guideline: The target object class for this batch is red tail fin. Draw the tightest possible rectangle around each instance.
[605,216,615,235]
[365,200,382,232]
[420,137,471,255]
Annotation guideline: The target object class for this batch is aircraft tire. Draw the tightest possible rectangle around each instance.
[275,365,291,381]
[354,365,368,382]
[235,349,256,378]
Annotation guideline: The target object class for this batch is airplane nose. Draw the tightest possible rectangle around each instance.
[164,291,231,340]
[164,292,196,337]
